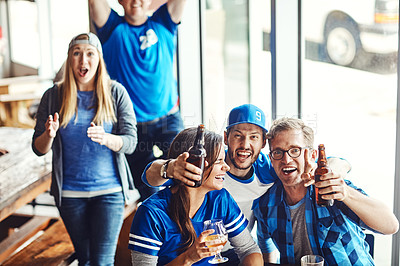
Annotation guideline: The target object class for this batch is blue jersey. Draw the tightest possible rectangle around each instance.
[129,188,248,265]
[95,4,179,122]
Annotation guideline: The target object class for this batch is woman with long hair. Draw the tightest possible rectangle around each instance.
[32,32,138,265]
[128,127,263,265]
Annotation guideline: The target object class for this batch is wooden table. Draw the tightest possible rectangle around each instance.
[0,127,52,222]
[0,93,41,128]
[0,76,47,128]
[0,127,53,263]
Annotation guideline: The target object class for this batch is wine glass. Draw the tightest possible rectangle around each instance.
[203,219,229,264]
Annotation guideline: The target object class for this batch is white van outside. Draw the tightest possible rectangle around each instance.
[303,0,399,66]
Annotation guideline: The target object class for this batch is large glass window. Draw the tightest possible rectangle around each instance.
[6,0,89,77]
[49,0,89,73]
[203,0,272,132]
[302,0,398,264]
[8,1,40,70]
[203,0,251,133]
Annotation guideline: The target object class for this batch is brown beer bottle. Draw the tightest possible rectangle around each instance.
[187,124,207,187]
[315,144,333,207]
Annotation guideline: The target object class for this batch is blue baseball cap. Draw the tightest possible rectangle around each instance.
[227,104,268,132]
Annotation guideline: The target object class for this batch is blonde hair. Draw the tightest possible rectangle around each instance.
[267,117,314,148]
[58,34,116,127]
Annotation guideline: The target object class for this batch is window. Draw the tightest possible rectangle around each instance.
[8,1,40,70]
[302,1,398,264]
[203,0,252,133]
[49,0,89,73]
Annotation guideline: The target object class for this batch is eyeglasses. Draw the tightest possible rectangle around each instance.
[270,147,309,160]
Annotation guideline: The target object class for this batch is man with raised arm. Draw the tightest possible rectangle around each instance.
[89,0,186,202]
[253,117,399,265]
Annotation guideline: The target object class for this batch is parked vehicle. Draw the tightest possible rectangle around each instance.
[303,0,399,66]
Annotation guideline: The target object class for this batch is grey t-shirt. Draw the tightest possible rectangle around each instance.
[289,197,313,263]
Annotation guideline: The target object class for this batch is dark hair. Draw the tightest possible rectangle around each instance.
[168,127,223,253]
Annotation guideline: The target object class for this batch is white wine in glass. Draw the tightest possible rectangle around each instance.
[203,219,229,264]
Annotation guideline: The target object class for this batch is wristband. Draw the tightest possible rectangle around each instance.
[160,159,173,179]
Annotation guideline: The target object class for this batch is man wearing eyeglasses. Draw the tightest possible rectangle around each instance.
[253,117,399,265]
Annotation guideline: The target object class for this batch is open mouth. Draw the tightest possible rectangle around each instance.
[215,175,225,180]
[236,150,251,161]
[79,67,88,77]
[282,167,297,174]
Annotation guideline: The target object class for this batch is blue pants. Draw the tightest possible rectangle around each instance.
[126,111,184,202]
[58,192,125,266]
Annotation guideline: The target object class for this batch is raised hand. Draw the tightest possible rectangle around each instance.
[87,122,107,145]
[168,152,209,187]
[301,148,317,187]
[46,112,60,138]
[315,171,348,202]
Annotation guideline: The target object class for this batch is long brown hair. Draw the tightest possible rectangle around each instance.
[58,33,116,127]
[168,127,223,253]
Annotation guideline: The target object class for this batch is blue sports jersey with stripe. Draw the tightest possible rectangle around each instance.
[129,188,248,265]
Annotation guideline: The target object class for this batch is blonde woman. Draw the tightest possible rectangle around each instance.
[32,32,138,265]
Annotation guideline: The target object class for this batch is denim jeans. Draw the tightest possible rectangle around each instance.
[126,111,184,202]
[58,191,125,266]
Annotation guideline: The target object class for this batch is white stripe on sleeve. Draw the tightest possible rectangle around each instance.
[129,240,161,251]
[226,214,246,234]
[225,211,244,228]
[130,233,163,246]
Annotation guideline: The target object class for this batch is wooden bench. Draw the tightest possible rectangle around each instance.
[1,218,75,266]
[1,202,137,265]
[0,215,53,263]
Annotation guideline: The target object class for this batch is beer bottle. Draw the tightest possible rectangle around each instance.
[187,124,207,187]
[315,144,333,207]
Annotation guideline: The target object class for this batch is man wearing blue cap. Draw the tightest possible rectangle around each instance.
[220,104,276,231]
